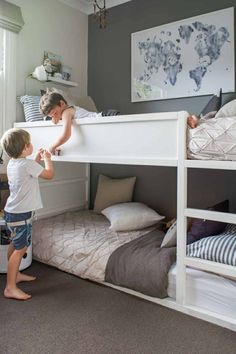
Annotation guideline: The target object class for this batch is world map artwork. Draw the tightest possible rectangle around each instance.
[131,8,234,102]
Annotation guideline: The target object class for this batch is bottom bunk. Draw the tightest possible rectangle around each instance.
[32,209,236,328]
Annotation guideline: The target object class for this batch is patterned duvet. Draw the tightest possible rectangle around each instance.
[187,116,236,160]
[32,210,154,282]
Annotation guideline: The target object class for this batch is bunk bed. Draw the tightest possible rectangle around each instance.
[14,109,236,332]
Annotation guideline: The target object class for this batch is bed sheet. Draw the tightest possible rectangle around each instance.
[32,210,155,282]
[167,264,236,319]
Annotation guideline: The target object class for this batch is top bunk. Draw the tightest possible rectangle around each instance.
[15,111,188,166]
[14,78,236,169]
[14,109,236,169]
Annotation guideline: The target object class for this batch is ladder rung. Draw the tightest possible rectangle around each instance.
[185,256,236,278]
[184,208,236,224]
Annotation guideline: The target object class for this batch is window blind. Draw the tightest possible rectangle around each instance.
[0,0,24,33]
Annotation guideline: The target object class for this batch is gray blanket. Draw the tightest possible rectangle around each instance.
[105,229,176,298]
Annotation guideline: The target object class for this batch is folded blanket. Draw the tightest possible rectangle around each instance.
[105,229,176,298]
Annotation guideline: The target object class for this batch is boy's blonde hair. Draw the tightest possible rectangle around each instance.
[1,128,30,158]
[39,88,67,116]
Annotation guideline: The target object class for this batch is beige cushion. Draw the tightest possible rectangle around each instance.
[74,96,98,112]
[93,175,136,213]
[215,99,236,118]
[102,202,165,231]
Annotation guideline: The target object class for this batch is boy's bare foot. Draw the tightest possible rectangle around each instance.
[16,272,36,283]
[4,287,31,300]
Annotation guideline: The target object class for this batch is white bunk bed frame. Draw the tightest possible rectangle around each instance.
[15,112,236,331]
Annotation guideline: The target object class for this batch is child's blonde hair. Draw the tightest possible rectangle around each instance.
[1,128,30,158]
[39,88,67,116]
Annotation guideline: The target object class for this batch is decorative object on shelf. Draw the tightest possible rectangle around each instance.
[54,72,62,79]
[62,65,72,81]
[93,0,108,29]
[43,58,53,76]
[43,51,62,75]
[131,7,234,102]
[32,65,47,81]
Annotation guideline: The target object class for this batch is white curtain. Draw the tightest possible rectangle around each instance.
[0,1,23,169]
[0,0,23,138]
[0,28,16,170]
[0,28,16,138]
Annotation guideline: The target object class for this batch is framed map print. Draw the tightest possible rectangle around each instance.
[131,7,234,102]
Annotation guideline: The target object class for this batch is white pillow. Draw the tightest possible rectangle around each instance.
[102,202,164,232]
[215,99,236,118]
[161,221,177,248]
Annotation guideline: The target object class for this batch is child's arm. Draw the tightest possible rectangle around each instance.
[39,150,54,180]
[49,109,73,154]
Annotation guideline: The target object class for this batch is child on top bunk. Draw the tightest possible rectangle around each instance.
[40,89,119,155]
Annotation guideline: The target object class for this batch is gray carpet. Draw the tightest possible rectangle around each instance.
[0,261,235,354]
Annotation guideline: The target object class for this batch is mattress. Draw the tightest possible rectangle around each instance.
[32,210,154,282]
[167,264,236,319]
[187,116,236,160]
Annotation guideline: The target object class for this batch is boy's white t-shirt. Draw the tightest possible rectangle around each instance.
[5,158,44,213]
[73,106,102,119]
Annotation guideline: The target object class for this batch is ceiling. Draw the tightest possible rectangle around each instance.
[58,0,132,15]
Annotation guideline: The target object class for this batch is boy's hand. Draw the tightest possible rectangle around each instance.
[52,117,60,125]
[34,148,44,163]
[49,146,61,156]
[42,149,51,160]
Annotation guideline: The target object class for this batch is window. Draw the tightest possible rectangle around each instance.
[0,1,24,167]
[0,28,4,137]
[0,28,17,138]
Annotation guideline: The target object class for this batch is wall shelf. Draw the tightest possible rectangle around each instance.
[47,76,78,87]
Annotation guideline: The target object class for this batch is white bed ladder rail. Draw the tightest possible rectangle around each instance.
[184,207,236,279]
[184,257,236,279]
[185,208,236,224]
[176,111,188,305]
[176,109,236,306]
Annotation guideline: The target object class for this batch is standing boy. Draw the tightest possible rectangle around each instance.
[1,128,54,300]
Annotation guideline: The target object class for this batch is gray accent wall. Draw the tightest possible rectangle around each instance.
[88,0,236,114]
[88,0,236,218]
[90,165,236,219]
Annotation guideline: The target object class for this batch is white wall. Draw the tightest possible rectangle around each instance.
[10,0,88,99]
[0,1,89,203]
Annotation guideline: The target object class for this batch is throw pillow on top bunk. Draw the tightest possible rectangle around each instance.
[19,95,44,122]
[102,202,164,232]
[215,99,236,118]
[199,88,222,117]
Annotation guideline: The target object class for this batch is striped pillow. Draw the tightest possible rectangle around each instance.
[187,224,236,266]
[20,95,44,122]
